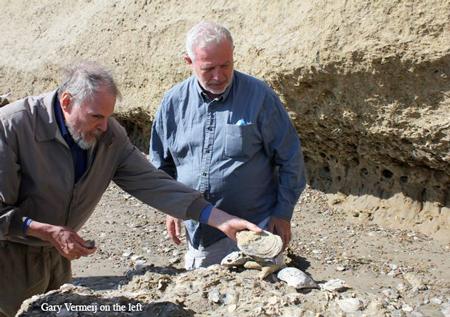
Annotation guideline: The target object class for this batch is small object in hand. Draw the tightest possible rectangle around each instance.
[84,240,96,249]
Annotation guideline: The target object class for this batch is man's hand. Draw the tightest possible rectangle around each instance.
[27,220,96,260]
[268,217,291,250]
[166,215,182,245]
[207,207,262,241]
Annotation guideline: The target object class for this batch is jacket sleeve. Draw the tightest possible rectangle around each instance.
[0,118,28,239]
[113,135,207,221]
[260,90,306,221]
[149,98,177,178]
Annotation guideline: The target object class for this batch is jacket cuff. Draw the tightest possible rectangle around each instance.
[186,196,210,221]
[6,211,25,238]
[271,202,295,222]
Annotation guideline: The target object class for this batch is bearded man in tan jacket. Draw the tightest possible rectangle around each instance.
[0,61,260,317]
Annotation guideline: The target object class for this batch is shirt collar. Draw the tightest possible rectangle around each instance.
[194,71,234,102]
[53,96,70,138]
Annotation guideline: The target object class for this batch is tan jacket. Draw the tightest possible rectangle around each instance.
[0,90,208,246]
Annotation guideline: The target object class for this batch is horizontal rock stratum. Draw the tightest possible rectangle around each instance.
[1,0,449,241]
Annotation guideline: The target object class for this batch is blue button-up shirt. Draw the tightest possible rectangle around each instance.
[54,97,87,183]
[150,71,306,247]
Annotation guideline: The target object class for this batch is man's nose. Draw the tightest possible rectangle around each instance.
[211,67,223,81]
[98,119,108,132]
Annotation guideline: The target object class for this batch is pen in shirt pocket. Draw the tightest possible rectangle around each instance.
[236,119,252,126]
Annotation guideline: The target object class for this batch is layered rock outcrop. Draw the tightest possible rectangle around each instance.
[1,0,448,240]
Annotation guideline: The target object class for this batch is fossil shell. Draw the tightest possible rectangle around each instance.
[277,267,318,289]
[236,230,283,259]
[221,251,251,267]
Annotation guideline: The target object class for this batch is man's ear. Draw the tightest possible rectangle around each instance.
[183,54,193,65]
[60,92,72,112]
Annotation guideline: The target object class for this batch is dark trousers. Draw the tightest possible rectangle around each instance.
[0,241,71,317]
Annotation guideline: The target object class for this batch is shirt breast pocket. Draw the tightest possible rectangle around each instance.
[224,123,260,159]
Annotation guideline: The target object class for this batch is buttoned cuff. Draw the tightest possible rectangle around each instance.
[199,204,214,224]
[186,196,210,221]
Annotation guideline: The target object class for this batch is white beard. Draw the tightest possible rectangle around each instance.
[67,125,97,150]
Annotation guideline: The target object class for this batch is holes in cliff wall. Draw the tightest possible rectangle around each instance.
[382,169,394,179]
[360,167,369,177]
[318,165,333,190]
[113,107,152,153]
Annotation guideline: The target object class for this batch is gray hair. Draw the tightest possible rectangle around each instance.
[186,21,233,61]
[58,61,121,105]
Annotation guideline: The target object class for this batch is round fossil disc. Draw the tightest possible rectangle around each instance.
[236,230,283,259]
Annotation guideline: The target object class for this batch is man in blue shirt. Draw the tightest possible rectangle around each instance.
[150,21,306,269]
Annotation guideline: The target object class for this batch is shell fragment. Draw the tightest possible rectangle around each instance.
[236,230,283,259]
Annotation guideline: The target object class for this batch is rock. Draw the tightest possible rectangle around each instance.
[208,288,221,304]
[277,267,318,289]
[430,297,442,305]
[236,230,283,259]
[157,277,171,291]
[441,302,450,317]
[441,304,450,317]
[337,298,362,313]
[259,263,284,279]
[130,254,144,261]
[16,263,437,317]
[243,261,262,270]
[134,259,146,271]
[403,272,427,291]
[390,310,405,317]
[221,250,284,279]
[122,251,133,258]
[382,288,400,300]
[336,265,346,271]
[321,279,350,292]
[0,92,10,107]
[396,282,407,292]
[402,304,413,312]
[223,291,239,305]
[365,299,387,316]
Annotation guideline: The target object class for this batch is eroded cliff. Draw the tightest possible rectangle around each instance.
[1,0,448,240]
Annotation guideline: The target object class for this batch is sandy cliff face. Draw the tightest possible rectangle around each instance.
[1,0,449,240]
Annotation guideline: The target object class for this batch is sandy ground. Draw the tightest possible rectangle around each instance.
[70,183,450,314]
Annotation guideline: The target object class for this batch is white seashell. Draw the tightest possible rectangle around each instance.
[221,251,251,267]
[277,267,318,289]
[236,230,283,259]
[320,279,350,292]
